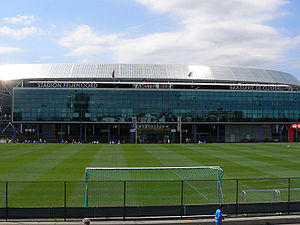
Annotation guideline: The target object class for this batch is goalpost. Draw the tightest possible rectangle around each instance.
[84,166,223,206]
[242,188,300,203]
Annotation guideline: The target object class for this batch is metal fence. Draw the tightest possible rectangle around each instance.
[1,177,300,207]
[1,177,300,219]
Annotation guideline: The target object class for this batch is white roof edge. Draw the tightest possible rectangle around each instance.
[0,63,298,86]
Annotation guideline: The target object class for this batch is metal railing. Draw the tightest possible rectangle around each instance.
[1,177,300,219]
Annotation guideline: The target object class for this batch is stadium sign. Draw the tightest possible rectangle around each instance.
[133,84,173,89]
[230,85,293,92]
[137,124,170,129]
[36,82,98,88]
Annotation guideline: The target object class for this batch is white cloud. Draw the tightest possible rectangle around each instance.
[0,14,51,40]
[40,56,55,60]
[58,24,122,57]
[58,0,300,68]
[0,26,37,40]
[64,45,104,57]
[109,0,297,67]
[3,15,35,25]
[136,0,288,23]
[0,46,22,55]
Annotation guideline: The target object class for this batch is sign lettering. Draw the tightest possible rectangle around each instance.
[230,85,293,92]
[133,84,173,89]
[137,124,170,129]
[37,82,98,88]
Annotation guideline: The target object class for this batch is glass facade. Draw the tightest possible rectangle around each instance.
[13,88,300,123]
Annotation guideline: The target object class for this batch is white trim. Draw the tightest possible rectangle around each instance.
[12,86,298,93]
[85,166,221,170]
[27,80,291,87]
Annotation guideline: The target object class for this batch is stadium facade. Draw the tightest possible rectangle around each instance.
[1,63,300,143]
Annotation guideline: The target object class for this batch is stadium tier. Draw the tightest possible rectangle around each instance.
[0,63,300,143]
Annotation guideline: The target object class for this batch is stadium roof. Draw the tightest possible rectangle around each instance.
[0,63,299,86]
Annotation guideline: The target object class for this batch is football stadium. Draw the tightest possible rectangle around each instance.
[1,63,300,144]
[1,64,300,222]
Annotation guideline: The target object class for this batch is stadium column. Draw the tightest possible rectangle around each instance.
[13,124,16,142]
[60,124,63,142]
[108,124,110,144]
[84,124,87,143]
[296,96,298,142]
[172,125,175,141]
[80,88,83,143]
[194,125,197,144]
[217,125,219,143]
[193,94,197,144]
[174,94,182,144]
[260,125,263,142]
[238,125,241,142]
[135,127,138,144]
[280,126,282,142]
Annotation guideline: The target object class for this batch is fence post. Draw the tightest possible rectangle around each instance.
[288,178,290,215]
[180,180,184,219]
[235,179,239,218]
[64,181,67,221]
[5,181,8,222]
[123,181,126,221]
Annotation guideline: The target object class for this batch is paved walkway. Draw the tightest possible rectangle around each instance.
[1,215,300,225]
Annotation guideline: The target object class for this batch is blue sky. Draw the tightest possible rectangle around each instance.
[0,0,300,79]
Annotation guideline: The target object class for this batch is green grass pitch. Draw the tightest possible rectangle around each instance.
[1,143,300,207]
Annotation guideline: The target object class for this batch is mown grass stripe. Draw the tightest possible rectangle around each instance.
[143,144,200,167]
[0,144,67,177]
[32,144,102,207]
[185,144,278,178]
[217,143,300,173]
[122,144,163,167]
[164,144,264,179]
[39,144,101,180]
[89,144,128,167]
[0,143,29,154]
[1,143,300,206]
[0,144,49,163]
[121,144,166,206]
[1,144,85,181]
[143,144,212,203]
[2,144,88,206]
[200,144,300,178]
[176,144,281,202]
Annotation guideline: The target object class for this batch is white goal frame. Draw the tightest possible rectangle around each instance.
[84,166,223,206]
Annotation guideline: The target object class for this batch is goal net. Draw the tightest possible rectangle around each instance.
[242,189,281,203]
[84,166,223,206]
[242,188,300,203]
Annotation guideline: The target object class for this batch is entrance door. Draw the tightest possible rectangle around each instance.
[138,128,171,143]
